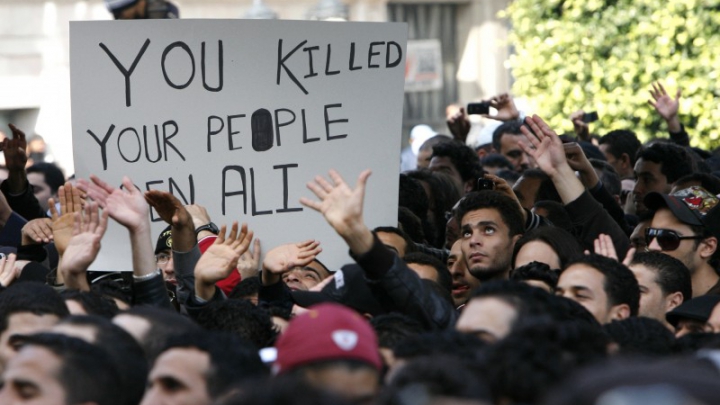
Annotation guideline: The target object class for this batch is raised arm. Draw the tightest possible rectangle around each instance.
[194,222,253,301]
[261,240,322,286]
[649,81,682,133]
[519,115,585,203]
[77,175,155,277]
[58,202,109,291]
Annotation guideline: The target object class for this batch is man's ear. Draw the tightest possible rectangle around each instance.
[664,291,685,313]
[699,236,718,261]
[463,179,475,194]
[620,153,631,167]
[608,304,631,321]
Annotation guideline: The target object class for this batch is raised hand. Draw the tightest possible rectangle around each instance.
[519,116,568,177]
[488,93,520,121]
[144,190,193,228]
[563,142,599,189]
[569,110,590,140]
[21,218,53,245]
[4,124,28,172]
[593,233,635,266]
[649,82,681,122]
[49,183,86,256]
[446,107,470,141]
[0,254,19,288]
[77,175,148,231]
[484,173,526,220]
[4,124,29,195]
[263,240,321,275]
[59,202,109,291]
[301,170,371,236]
[237,238,261,280]
[185,204,212,230]
[194,222,253,300]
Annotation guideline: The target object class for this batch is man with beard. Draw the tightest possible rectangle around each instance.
[455,191,525,282]
[447,240,480,308]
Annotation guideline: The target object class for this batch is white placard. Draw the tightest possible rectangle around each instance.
[70,20,408,271]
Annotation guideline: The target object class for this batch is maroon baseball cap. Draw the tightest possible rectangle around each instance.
[273,303,381,375]
[644,186,720,238]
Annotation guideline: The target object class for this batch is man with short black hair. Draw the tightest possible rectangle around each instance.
[632,142,694,215]
[403,252,452,293]
[0,333,123,405]
[598,129,641,180]
[455,191,525,281]
[141,331,267,405]
[628,251,692,329]
[492,122,533,173]
[0,283,69,374]
[374,226,416,258]
[557,254,640,324]
[429,141,484,193]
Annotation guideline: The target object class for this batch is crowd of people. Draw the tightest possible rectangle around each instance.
[1,79,720,404]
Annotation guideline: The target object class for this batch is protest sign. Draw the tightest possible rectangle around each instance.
[70,19,407,271]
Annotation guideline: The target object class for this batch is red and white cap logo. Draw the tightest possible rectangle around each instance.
[332,330,358,351]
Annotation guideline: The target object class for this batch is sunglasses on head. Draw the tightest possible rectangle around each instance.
[645,227,704,252]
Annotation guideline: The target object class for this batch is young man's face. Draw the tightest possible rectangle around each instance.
[629,264,677,328]
[141,347,211,405]
[648,208,704,273]
[282,260,331,291]
[455,296,517,343]
[0,313,60,375]
[499,133,532,173]
[156,249,176,285]
[632,159,670,215]
[557,264,614,324]
[460,208,519,282]
[376,231,408,258]
[429,156,464,190]
[27,173,53,212]
[447,240,480,307]
[0,346,67,405]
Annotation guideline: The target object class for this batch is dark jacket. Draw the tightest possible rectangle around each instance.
[565,190,630,259]
[352,233,458,330]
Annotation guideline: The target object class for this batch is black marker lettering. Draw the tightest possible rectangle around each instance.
[99,39,150,107]
[274,164,303,213]
[117,127,141,163]
[87,125,115,170]
[162,121,185,161]
[274,109,295,147]
[201,40,223,92]
[169,175,195,205]
[368,41,385,68]
[227,114,245,151]
[276,39,308,95]
[161,41,195,89]
[386,41,402,68]
[251,109,274,152]
[250,168,272,216]
[207,115,224,152]
[324,103,349,141]
[301,109,319,143]
[303,46,320,78]
[349,42,362,71]
[325,43,340,75]
[145,179,165,222]
[143,125,162,163]
[222,166,246,215]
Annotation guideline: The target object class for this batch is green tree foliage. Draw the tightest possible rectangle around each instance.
[501,0,720,149]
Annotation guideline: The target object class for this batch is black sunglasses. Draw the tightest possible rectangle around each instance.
[645,228,704,251]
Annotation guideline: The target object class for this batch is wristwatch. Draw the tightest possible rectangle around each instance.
[195,222,219,236]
